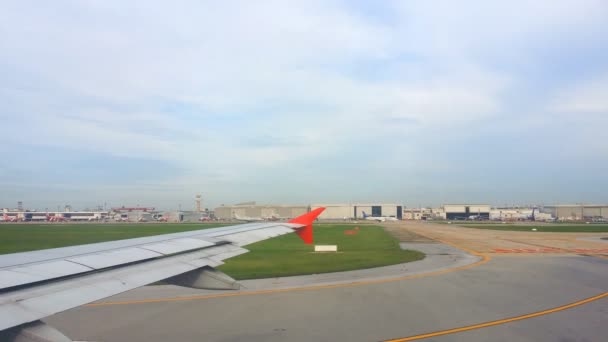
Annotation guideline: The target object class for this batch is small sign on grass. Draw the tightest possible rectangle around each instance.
[314,245,338,252]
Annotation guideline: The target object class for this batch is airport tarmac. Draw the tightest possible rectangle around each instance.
[403,221,608,256]
[45,223,608,342]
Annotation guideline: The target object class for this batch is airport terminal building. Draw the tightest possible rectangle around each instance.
[1,210,109,221]
[443,204,491,220]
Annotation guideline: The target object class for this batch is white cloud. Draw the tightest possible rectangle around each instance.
[0,1,509,168]
[543,75,608,158]
[549,75,608,114]
[1,0,607,207]
[389,0,608,59]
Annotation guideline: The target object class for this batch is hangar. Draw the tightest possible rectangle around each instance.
[214,202,403,220]
[542,204,608,221]
[213,203,309,220]
[311,203,403,220]
[443,204,491,220]
[214,203,404,221]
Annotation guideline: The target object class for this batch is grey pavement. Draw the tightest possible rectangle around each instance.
[45,247,608,342]
[577,236,608,244]
[87,242,478,303]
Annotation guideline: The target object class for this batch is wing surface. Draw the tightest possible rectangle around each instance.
[0,207,325,338]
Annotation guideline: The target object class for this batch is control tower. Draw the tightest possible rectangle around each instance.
[195,194,202,212]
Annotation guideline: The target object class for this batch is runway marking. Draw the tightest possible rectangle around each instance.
[86,233,491,307]
[384,291,608,342]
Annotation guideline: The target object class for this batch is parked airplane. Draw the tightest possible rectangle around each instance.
[362,211,398,222]
[513,208,537,221]
[2,214,18,222]
[234,211,288,221]
[529,207,536,221]
[0,207,326,341]
[235,212,287,222]
[46,213,67,222]
[113,214,128,222]
[233,213,265,222]
[152,214,169,222]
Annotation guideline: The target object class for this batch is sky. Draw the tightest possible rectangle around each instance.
[1,0,607,210]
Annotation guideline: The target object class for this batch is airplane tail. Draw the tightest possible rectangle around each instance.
[288,207,325,244]
[362,211,368,218]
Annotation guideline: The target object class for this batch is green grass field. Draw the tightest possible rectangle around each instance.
[218,224,424,280]
[0,223,228,254]
[0,223,424,280]
[460,224,608,232]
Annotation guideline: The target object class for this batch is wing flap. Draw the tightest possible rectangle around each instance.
[66,247,162,270]
[138,238,215,255]
[208,247,249,262]
[0,260,93,289]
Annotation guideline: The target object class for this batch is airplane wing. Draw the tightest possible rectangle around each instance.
[0,208,325,341]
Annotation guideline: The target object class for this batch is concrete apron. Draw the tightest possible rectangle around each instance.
[96,242,480,302]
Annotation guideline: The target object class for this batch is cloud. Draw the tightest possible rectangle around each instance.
[1,1,607,208]
[549,75,608,114]
[389,0,608,58]
[1,1,509,162]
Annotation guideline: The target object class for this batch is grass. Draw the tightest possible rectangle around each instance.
[0,223,227,254]
[460,224,608,233]
[0,223,424,280]
[218,224,424,280]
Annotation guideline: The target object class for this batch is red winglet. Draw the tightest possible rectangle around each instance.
[288,207,325,244]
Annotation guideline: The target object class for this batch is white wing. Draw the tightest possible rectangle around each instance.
[0,208,324,341]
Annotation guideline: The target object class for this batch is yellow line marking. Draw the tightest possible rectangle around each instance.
[385,291,608,341]
[87,233,491,307]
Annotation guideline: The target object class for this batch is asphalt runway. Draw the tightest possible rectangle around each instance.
[45,236,607,341]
